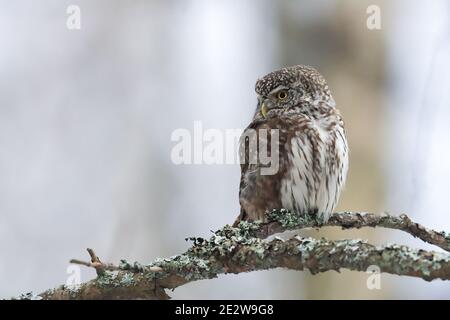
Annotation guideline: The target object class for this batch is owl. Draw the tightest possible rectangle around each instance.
[234,65,348,226]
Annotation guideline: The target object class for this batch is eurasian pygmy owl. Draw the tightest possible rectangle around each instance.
[235,65,348,225]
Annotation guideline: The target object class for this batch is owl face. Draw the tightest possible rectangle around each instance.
[254,65,334,119]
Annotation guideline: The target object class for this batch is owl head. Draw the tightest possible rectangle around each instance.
[254,65,335,119]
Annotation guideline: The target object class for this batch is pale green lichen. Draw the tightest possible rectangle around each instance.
[120,272,136,287]
[267,209,321,228]
[94,270,138,288]
[144,253,214,282]
[96,271,118,287]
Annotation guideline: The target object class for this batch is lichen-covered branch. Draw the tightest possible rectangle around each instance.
[20,211,450,300]
[258,210,450,252]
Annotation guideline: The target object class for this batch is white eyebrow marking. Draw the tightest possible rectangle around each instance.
[269,85,289,95]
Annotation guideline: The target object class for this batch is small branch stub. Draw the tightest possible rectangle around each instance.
[70,249,120,274]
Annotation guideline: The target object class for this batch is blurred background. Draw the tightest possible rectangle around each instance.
[0,0,449,299]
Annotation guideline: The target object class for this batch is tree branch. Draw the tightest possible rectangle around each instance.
[17,211,450,300]
[259,210,450,252]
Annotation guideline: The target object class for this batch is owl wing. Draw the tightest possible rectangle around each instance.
[234,118,288,225]
[233,120,261,226]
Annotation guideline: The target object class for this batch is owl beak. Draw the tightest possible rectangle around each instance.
[260,102,268,118]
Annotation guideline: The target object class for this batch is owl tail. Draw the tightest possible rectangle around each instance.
[232,208,248,227]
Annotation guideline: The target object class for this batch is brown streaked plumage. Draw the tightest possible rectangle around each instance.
[234,65,348,226]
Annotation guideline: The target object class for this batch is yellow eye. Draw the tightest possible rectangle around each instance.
[277,90,288,100]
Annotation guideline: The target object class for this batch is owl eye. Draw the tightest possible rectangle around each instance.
[277,90,288,100]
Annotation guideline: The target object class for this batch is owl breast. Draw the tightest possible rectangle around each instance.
[280,117,348,221]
